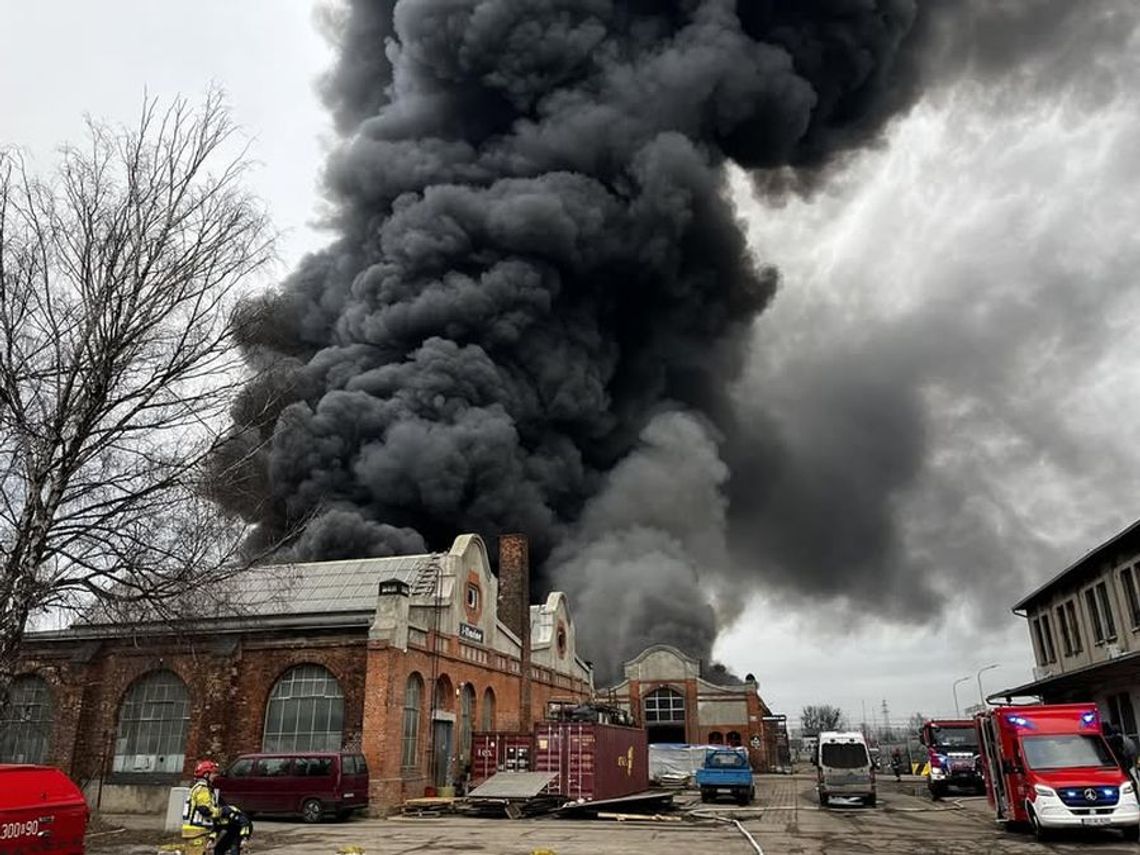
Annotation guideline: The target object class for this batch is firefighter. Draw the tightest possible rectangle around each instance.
[889,749,905,782]
[182,759,253,855]
[1104,722,1139,787]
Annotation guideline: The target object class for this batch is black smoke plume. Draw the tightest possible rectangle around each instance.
[209,0,1052,681]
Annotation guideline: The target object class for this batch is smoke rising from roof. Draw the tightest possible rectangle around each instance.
[209,1,1137,682]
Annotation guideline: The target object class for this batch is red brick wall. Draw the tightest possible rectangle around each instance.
[17,622,590,814]
[621,676,775,772]
[16,632,368,784]
[362,631,589,812]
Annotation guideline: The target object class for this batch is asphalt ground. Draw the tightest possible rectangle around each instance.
[88,773,1140,855]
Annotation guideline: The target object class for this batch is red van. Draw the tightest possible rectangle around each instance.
[977,703,1140,841]
[214,752,369,823]
[0,764,89,854]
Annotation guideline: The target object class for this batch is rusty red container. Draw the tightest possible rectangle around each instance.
[0,764,89,854]
[471,732,534,785]
[533,722,649,802]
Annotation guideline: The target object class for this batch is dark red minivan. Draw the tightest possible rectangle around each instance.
[215,752,368,823]
[0,764,89,854]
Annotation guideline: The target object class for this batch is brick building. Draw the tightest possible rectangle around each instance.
[4,533,592,813]
[600,644,781,771]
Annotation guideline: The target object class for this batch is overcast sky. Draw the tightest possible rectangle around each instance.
[5,2,1140,728]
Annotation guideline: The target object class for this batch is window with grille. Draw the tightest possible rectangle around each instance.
[644,687,685,723]
[113,671,189,775]
[1032,615,1056,664]
[1122,566,1140,629]
[262,665,344,753]
[481,688,495,731]
[1096,582,1118,641]
[1086,588,1108,644]
[1056,604,1075,657]
[1064,600,1083,653]
[0,675,52,764]
[402,673,423,768]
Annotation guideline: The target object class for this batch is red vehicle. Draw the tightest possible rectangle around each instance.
[0,764,89,854]
[920,718,984,798]
[976,703,1140,841]
[214,752,369,823]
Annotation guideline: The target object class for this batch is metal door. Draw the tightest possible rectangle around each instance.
[977,715,1010,819]
[432,720,453,789]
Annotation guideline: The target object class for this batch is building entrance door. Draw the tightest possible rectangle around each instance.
[646,723,687,744]
[432,719,453,789]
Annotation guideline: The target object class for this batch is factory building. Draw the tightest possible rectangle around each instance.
[600,644,783,771]
[5,533,592,813]
[998,518,1140,744]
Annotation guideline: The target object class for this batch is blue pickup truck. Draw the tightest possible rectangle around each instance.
[695,748,755,805]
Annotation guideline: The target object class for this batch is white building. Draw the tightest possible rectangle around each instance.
[998,519,1140,740]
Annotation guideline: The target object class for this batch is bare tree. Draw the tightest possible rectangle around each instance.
[801,704,846,735]
[0,91,274,693]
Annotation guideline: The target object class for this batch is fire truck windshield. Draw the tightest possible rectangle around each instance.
[1021,735,1116,770]
[933,726,978,753]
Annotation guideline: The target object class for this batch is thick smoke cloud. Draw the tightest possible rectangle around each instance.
[211,0,925,675]
[211,0,1133,680]
[726,1,1140,633]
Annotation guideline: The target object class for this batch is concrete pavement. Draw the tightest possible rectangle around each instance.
[88,774,1140,855]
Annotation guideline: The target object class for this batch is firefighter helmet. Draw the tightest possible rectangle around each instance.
[194,759,220,778]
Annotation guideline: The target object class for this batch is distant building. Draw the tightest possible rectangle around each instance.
[998,519,1140,740]
[4,534,591,813]
[600,644,783,771]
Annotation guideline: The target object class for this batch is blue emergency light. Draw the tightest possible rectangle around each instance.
[1080,711,1099,728]
[1006,714,1036,729]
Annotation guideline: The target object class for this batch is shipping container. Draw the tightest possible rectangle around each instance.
[0,764,89,854]
[533,722,649,802]
[471,732,534,785]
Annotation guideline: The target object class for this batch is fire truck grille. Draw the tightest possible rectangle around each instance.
[1057,786,1120,808]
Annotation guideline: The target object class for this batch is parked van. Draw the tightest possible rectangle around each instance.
[977,703,1140,841]
[815,731,876,807]
[214,752,369,822]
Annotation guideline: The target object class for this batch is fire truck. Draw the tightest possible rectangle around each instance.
[919,718,984,798]
[976,703,1140,841]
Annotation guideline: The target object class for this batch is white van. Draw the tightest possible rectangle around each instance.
[816,731,876,807]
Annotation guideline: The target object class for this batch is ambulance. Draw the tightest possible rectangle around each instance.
[976,703,1140,841]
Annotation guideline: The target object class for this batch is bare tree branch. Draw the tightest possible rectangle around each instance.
[0,90,277,694]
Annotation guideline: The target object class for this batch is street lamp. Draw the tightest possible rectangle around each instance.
[976,664,1000,709]
[952,676,971,717]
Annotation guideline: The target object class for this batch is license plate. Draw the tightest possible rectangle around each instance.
[344,793,354,798]
[1081,817,1111,826]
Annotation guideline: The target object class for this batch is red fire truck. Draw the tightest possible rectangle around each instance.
[976,703,1140,841]
[920,718,984,798]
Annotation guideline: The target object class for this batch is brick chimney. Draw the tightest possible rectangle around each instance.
[498,533,532,731]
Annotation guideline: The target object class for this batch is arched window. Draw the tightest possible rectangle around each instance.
[644,687,685,723]
[433,674,453,712]
[459,684,476,764]
[402,673,423,768]
[481,687,496,731]
[708,731,724,745]
[263,665,344,752]
[727,731,742,747]
[0,675,52,764]
[113,671,189,775]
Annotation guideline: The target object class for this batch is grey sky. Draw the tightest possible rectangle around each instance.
[4,2,1138,726]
